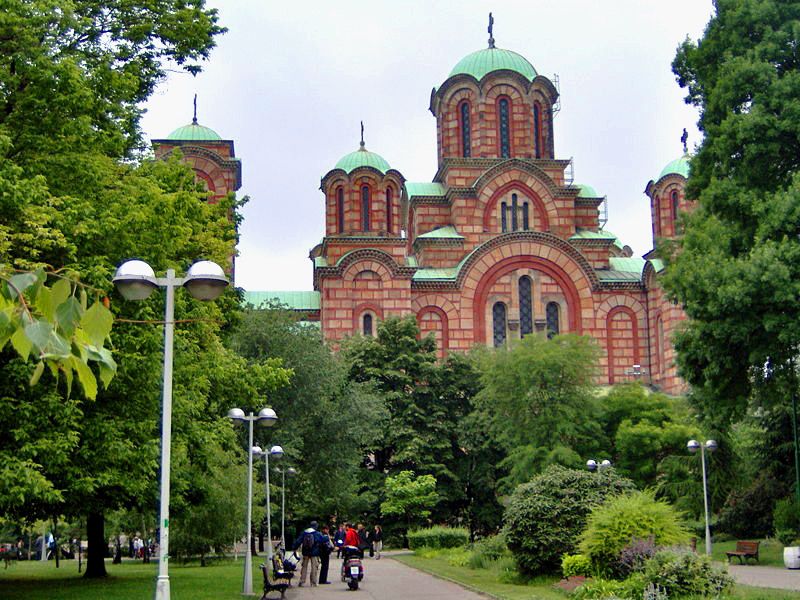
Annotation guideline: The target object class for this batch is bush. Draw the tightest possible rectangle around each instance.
[617,537,658,576]
[579,491,690,574]
[561,553,592,578]
[468,534,509,569]
[407,526,469,550]
[571,577,638,600]
[717,473,785,538]
[504,465,635,575]
[640,549,733,597]
[773,497,800,546]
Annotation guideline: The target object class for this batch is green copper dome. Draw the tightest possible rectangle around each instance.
[334,145,391,174]
[576,183,599,198]
[658,154,690,180]
[166,120,222,141]
[448,47,537,82]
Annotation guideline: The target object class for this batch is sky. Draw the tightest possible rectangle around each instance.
[140,0,716,292]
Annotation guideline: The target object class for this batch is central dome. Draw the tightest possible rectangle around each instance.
[448,47,537,82]
[334,145,391,174]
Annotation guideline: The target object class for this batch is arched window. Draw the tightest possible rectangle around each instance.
[498,98,511,158]
[501,202,508,232]
[671,190,680,234]
[511,194,518,231]
[522,202,530,230]
[492,302,507,347]
[363,313,373,336]
[533,102,543,159]
[337,187,345,233]
[386,188,393,233]
[546,302,560,339]
[459,101,471,158]
[519,276,533,336]
[361,185,370,231]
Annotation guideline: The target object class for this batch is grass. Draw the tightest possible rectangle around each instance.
[394,548,800,600]
[0,556,265,600]
[712,539,786,568]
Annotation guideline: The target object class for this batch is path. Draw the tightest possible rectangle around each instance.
[727,564,800,591]
[284,553,484,600]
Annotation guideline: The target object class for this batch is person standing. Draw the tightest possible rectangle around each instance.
[317,525,334,584]
[372,525,383,559]
[333,524,346,558]
[292,521,326,587]
[357,523,370,557]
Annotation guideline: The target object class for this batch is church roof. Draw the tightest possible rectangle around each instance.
[406,182,446,199]
[448,47,537,82]
[334,145,391,174]
[417,225,464,240]
[658,154,690,181]
[242,291,320,311]
[166,120,222,141]
[576,183,600,198]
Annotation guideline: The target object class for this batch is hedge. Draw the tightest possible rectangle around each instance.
[407,526,469,549]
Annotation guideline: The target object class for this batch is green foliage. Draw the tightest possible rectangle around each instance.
[381,470,438,529]
[467,534,509,569]
[503,465,635,575]
[407,526,469,550]
[475,334,602,490]
[640,549,734,598]
[717,472,785,538]
[561,554,592,578]
[773,497,800,546]
[571,577,639,600]
[578,491,691,573]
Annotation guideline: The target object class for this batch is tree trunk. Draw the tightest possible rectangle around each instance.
[84,511,107,578]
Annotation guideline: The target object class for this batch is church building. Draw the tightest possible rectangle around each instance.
[154,30,692,395]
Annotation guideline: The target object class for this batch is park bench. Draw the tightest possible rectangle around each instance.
[260,563,290,600]
[272,554,294,585]
[725,540,760,564]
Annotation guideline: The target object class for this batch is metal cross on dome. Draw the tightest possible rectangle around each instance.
[681,128,688,153]
[488,13,495,48]
[192,94,197,124]
[360,121,365,148]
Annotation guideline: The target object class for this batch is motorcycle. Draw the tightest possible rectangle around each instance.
[341,545,364,590]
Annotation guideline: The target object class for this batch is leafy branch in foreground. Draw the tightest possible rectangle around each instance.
[0,266,116,398]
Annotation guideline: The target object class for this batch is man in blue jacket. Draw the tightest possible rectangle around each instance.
[292,521,327,587]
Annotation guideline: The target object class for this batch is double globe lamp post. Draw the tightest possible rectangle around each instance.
[113,259,228,600]
[688,438,717,556]
[227,407,278,596]
[253,445,284,563]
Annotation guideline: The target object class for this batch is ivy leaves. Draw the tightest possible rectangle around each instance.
[0,266,116,399]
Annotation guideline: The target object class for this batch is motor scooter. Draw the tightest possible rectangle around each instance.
[341,545,364,590]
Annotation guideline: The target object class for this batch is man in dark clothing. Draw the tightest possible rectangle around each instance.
[317,525,334,584]
[333,524,346,558]
[292,521,327,587]
[357,523,370,556]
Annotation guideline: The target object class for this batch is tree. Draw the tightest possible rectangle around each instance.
[380,470,437,532]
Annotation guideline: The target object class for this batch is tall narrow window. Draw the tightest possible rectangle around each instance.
[337,187,344,233]
[511,194,518,231]
[671,190,680,234]
[519,277,533,336]
[533,102,542,159]
[386,188,393,233]
[501,202,508,232]
[363,313,373,336]
[492,302,507,347]
[498,98,510,158]
[460,101,471,157]
[546,302,560,338]
[361,185,370,231]
[522,202,530,230]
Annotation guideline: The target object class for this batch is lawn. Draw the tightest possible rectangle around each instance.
[0,557,265,600]
[712,539,785,568]
[394,550,800,600]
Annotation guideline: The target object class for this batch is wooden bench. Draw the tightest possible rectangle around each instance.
[259,563,290,600]
[272,555,294,586]
[725,540,760,564]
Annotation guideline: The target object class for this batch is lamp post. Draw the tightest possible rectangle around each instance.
[586,459,612,472]
[276,466,296,551]
[254,445,284,562]
[113,259,228,600]
[688,439,717,555]
[228,407,278,595]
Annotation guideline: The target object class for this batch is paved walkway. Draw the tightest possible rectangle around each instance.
[728,564,800,591]
[284,554,484,600]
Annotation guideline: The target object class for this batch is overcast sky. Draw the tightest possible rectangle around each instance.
[140,0,715,292]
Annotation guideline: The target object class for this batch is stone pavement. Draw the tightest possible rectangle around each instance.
[727,564,800,591]
[284,553,484,600]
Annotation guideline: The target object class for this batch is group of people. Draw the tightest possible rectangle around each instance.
[291,521,383,587]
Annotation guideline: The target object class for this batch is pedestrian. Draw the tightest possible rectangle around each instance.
[317,525,334,584]
[344,523,361,557]
[292,520,327,587]
[333,524,346,558]
[357,523,370,557]
[373,525,383,559]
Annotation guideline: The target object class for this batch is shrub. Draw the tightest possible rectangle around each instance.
[640,549,733,597]
[617,536,658,576]
[571,577,638,600]
[407,525,469,550]
[561,553,592,578]
[717,473,785,538]
[579,491,690,573]
[504,465,635,575]
[468,533,509,569]
[773,497,800,546]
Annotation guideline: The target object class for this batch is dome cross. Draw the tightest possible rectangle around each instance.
[488,13,495,49]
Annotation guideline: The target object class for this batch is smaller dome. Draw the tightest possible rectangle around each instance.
[576,183,600,198]
[334,145,391,174]
[448,47,537,82]
[166,120,222,141]
[658,154,690,181]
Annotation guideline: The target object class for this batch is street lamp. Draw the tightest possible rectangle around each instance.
[254,445,284,562]
[113,259,228,600]
[275,466,297,551]
[586,459,612,472]
[688,439,717,555]
[228,407,278,595]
